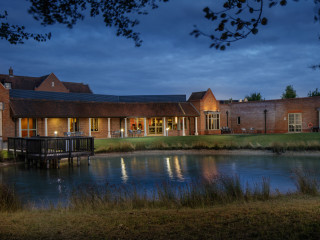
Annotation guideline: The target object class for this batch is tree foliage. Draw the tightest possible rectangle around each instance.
[308,88,320,97]
[282,85,297,99]
[0,0,168,46]
[190,0,320,51]
[245,92,262,101]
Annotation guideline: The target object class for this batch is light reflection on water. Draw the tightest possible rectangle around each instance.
[0,153,319,204]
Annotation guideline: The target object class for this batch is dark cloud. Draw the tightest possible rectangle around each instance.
[0,0,319,100]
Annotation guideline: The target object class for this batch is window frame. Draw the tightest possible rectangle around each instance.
[91,118,99,132]
[205,112,220,130]
[288,113,302,133]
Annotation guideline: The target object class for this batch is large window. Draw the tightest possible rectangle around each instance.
[288,113,302,132]
[149,118,163,134]
[21,118,37,137]
[91,118,99,132]
[70,118,79,132]
[205,113,220,130]
[167,117,178,130]
[130,118,144,130]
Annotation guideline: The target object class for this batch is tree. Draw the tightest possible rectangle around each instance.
[0,0,168,46]
[308,88,320,97]
[282,85,297,99]
[245,92,262,101]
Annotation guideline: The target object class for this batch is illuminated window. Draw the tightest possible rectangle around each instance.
[149,118,163,134]
[205,113,220,130]
[288,113,302,132]
[167,117,178,130]
[21,118,37,137]
[70,118,79,132]
[130,118,144,130]
[91,118,99,132]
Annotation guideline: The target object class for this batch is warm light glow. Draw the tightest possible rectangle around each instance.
[54,131,58,136]
[175,117,178,123]
[121,128,124,132]
[166,128,169,131]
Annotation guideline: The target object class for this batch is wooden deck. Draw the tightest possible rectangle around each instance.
[8,136,94,168]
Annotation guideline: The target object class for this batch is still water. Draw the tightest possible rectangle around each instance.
[0,153,319,204]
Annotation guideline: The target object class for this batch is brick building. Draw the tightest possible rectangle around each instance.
[0,68,319,145]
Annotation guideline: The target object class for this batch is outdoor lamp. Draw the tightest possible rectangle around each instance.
[166,128,169,137]
[121,128,124,138]
[54,131,58,136]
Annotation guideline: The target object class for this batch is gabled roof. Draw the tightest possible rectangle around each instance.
[62,82,92,94]
[188,91,207,101]
[0,74,48,90]
[0,73,92,94]
[10,99,200,118]
[9,89,187,103]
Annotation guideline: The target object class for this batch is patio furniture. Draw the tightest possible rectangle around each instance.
[241,128,247,134]
[249,127,255,134]
[111,130,121,138]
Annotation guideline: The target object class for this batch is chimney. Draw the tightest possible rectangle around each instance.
[9,67,13,77]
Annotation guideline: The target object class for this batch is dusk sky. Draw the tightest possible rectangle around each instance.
[1,0,319,100]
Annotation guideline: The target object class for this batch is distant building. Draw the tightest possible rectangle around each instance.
[0,68,319,145]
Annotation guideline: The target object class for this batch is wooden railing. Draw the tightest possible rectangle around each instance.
[8,136,94,160]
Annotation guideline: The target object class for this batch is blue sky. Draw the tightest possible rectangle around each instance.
[1,0,319,100]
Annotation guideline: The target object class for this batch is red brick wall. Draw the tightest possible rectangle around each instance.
[0,85,15,140]
[35,73,69,93]
[220,97,320,134]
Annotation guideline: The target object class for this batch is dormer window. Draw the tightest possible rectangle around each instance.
[4,82,11,89]
[52,82,55,87]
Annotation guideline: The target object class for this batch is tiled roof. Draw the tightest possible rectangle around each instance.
[62,82,92,93]
[0,74,48,90]
[188,91,207,101]
[9,89,186,103]
[10,99,199,118]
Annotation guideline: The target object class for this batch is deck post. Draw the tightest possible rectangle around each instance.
[124,118,128,137]
[144,118,147,136]
[182,117,185,136]
[195,117,198,136]
[77,156,80,166]
[88,156,91,165]
[107,118,111,138]
[58,159,61,169]
[24,155,27,164]
[46,160,50,169]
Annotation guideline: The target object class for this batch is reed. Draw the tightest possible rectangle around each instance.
[293,169,319,195]
[0,184,22,212]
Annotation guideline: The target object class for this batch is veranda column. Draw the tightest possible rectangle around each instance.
[144,118,147,136]
[18,118,22,137]
[124,118,128,137]
[163,117,166,136]
[44,118,48,136]
[107,118,111,138]
[67,118,71,132]
[88,118,91,137]
[195,117,198,136]
[182,117,185,136]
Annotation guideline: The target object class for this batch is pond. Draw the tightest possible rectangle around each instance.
[0,152,319,205]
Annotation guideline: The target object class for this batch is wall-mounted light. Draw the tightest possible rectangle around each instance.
[166,127,169,137]
[54,131,58,137]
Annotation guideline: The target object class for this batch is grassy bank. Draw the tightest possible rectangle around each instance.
[0,195,320,239]
[95,133,320,153]
[0,171,320,239]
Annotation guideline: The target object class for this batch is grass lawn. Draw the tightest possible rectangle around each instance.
[0,195,320,240]
[95,133,320,153]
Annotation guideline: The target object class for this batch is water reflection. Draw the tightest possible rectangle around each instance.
[0,154,320,204]
[121,157,128,183]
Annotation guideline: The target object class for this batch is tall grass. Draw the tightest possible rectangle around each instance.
[293,169,319,195]
[68,175,272,210]
[0,184,22,211]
